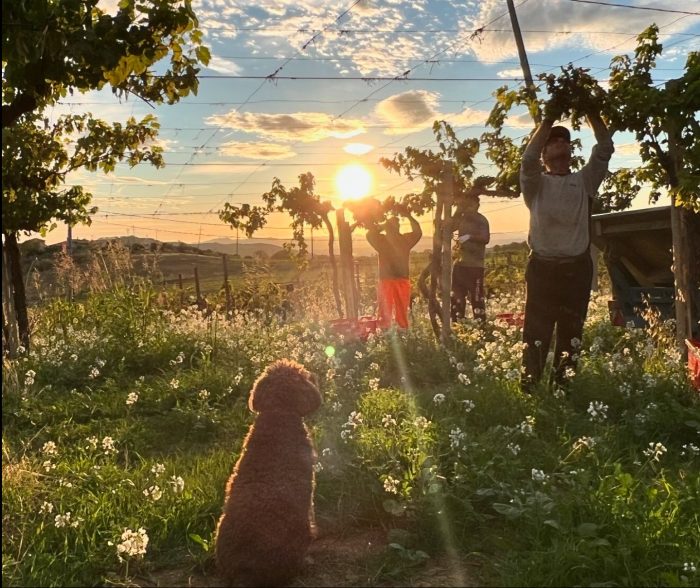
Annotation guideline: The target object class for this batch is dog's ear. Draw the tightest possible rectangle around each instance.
[249,360,322,416]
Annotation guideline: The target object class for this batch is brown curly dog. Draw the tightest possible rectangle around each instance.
[214,359,322,587]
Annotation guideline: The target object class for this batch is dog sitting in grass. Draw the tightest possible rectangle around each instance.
[214,359,322,587]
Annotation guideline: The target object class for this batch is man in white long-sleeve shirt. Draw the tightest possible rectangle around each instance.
[520,109,614,391]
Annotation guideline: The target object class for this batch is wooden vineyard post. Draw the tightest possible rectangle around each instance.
[178,273,184,308]
[1,240,19,358]
[194,266,202,307]
[222,254,233,314]
[665,79,696,353]
[336,208,358,320]
[439,168,454,345]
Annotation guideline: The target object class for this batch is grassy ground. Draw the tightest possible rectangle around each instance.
[3,267,698,587]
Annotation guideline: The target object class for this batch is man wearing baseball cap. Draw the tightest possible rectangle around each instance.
[519,103,614,392]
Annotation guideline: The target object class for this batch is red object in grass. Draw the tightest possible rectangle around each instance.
[495,312,525,327]
[329,316,379,341]
[686,339,700,391]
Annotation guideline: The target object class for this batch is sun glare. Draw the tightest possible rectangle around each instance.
[335,164,373,201]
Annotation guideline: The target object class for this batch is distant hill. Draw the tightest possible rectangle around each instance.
[195,239,283,258]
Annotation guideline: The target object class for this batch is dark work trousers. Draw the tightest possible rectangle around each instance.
[521,253,593,391]
[451,265,486,322]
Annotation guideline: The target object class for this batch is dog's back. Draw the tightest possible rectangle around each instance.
[215,360,321,587]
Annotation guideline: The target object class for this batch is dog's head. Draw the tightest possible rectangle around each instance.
[248,359,322,417]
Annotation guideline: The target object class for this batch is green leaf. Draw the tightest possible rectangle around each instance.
[577,523,599,538]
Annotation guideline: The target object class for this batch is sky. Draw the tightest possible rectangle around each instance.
[42,0,700,249]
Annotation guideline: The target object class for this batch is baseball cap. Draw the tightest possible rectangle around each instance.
[547,125,571,143]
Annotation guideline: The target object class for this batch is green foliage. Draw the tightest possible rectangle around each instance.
[2,279,700,587]
[2,0,209,236]
[2,113,163,235]
[220,173,334,265]
[380,120,493,216]
[483,26,699,212]
[607,26,699,211]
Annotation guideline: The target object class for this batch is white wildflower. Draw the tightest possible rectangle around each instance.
[383,476,400,494]
[413,416,430,429]
[681,443,699,456]
[40,501,54,514]
[168,476,185,494]
[587,401,609,422]
[151,463,166,477]
[461,399,475,413]
[518,416,535,436]
[382,414,397,428]
[126,392,139,406]
[449,427,466,450]
[458,373,471,386]
[507,443,520,456]
[433,393,446,405]
[573,436,597,451]
[54,512,72,528]
[643,442,667,462]
[143,485,162,502]
[24,369,36,386]
[531,469,549,482]
[41,441,58,456]
[115,527,149,562]
[102,436,117,455]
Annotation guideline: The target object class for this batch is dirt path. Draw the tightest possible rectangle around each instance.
[136,527,481,587]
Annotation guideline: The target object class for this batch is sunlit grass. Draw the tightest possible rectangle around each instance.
[2,273,699,587]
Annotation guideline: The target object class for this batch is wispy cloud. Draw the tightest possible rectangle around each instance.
[205,111,366,142]
[220,141,297,159]
[497,68,523,79]
[344,143,375,155]
[206,56,242,75]
[375,90,490,134]
[466,0,697,62]
[375,90,439,134]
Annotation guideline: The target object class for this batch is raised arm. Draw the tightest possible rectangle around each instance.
[581,112,614,194]
[406,213,422,248]
[366,221,382,251]
[520,118,553,207]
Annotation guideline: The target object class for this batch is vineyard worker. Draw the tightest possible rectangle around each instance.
[451,196,490,322]
[520,110,614,391]
[366,214,422,329]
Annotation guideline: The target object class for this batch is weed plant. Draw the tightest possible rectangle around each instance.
[2,273,699,587]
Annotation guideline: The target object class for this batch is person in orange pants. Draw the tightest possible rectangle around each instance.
[366,214,422,329]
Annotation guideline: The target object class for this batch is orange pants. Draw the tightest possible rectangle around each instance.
[378,278,411,329]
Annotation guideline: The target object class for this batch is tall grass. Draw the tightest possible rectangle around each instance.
[2,272,699,587]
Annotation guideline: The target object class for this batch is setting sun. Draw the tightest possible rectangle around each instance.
[335,164,373,201]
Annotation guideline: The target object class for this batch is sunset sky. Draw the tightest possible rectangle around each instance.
[43,0,699,247]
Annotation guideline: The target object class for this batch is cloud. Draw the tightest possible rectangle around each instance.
[375,90,490,134]
[615,142,641,156]
[344,143,375,155]
[193,0,479,76]
[205,111,366,142]
[220,141,297,159]
[375,90,440,134]
[206,56,242,75]
[450,107,490,128]
[497,68,523,79]
[465,0,697,62]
